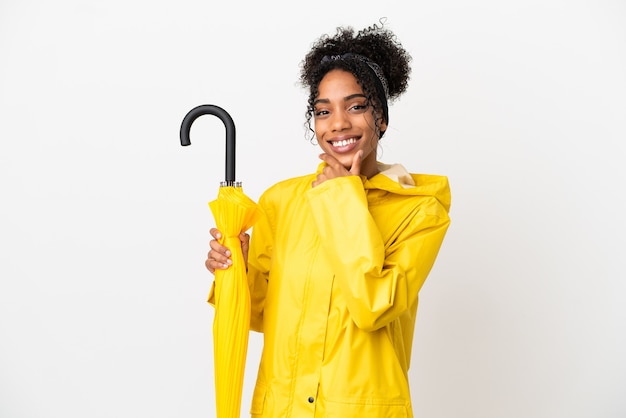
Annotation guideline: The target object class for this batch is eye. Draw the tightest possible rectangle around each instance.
[349,103,369,113]
[314,108,329,117]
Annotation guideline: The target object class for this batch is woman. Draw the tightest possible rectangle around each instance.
[206,22,451,418]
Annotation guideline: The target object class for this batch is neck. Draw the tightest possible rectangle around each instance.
[360,159,379,179]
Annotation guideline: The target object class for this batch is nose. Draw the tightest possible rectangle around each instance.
[330,110,351,132]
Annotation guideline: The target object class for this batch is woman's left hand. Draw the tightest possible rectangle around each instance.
[312,150,362,187]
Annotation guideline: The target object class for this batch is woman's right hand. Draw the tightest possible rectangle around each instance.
[205,228,250,275]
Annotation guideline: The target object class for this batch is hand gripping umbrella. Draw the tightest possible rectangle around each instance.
[180,104,261,418]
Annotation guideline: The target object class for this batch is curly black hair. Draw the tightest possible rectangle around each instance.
[299,21,412,141]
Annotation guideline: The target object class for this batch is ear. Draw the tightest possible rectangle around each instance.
[379,118,388,134]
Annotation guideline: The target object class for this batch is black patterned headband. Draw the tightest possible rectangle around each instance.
[320,53,390,99]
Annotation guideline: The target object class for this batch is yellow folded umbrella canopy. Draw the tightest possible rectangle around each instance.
[181,105,260,418]
[210,184,260,417]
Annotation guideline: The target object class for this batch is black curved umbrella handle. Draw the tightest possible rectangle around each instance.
[180,104,236,185]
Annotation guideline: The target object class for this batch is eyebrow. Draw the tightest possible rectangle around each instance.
[313,93,367,106]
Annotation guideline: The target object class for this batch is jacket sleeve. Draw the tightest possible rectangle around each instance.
[305,175,450,332]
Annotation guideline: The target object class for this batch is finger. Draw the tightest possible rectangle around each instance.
[311,173,325,188]
[319,153,342,168]
[209,228,222,240]
[205,258,230,274]
[239,232,250,268]
[239,232,250,247]
[350,150,363,175]
[205,258,214,274]
[206,250,232,271]
[208,247,232,265]
[205,256,222,274]
[209,238,231,257]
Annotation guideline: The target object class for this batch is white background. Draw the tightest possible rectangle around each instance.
[1,1,625,417]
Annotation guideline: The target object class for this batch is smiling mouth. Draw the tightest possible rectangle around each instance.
[330,137,358,147]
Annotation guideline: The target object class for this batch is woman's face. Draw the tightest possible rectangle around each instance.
[313,69,386,178]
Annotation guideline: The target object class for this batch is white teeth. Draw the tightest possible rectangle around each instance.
[332,138,356,147]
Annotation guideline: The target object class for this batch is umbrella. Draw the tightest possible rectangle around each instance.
[180,104,261,418]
